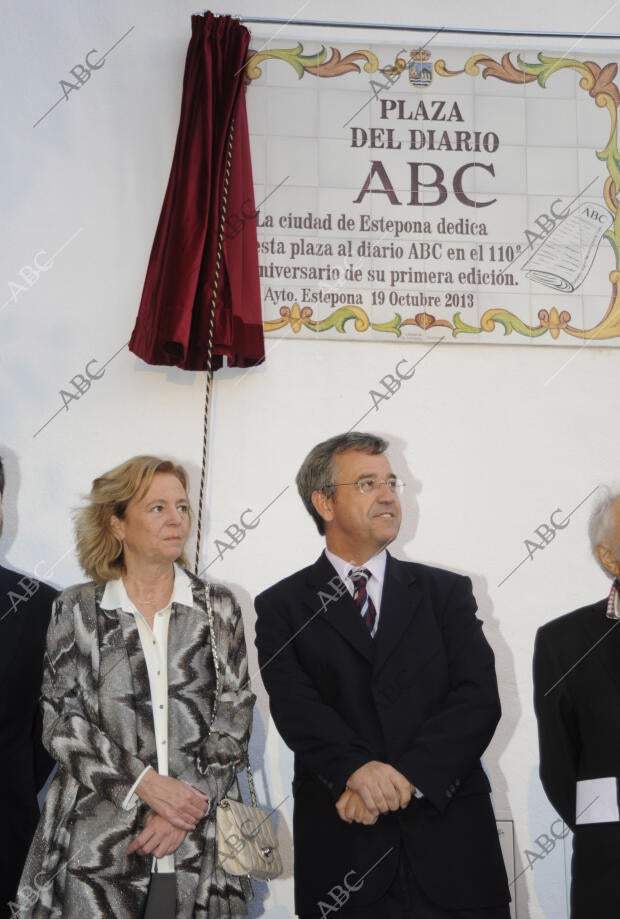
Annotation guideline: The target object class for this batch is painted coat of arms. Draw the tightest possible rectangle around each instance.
[408,49,432,87]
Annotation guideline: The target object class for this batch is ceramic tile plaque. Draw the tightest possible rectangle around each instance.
[245,38,620,345]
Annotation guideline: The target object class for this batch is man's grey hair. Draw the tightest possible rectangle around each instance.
[296,432,388,535]
[588,485,620,575]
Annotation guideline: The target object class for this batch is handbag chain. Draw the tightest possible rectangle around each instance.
[203,583,257,807]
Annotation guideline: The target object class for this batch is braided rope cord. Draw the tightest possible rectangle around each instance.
[193,115,237,576]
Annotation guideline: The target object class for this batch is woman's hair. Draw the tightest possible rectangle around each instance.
[75,455,190,583]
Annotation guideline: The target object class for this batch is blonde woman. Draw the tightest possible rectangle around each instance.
[18,456,254,918]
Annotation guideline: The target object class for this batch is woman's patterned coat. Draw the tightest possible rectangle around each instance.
[17,570,255,918]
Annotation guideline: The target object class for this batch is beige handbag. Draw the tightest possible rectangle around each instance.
[215,765,283,880]
[204,586,283,881]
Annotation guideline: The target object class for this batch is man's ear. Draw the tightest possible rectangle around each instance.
[311,490,334,526]
[596,542,620,577]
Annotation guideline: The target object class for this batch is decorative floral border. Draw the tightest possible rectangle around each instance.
[249,45,620,342]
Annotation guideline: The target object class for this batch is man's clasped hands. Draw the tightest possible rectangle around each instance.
[336,760,416,826]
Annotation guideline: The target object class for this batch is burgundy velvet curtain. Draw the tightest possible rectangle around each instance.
[129,13,264,371]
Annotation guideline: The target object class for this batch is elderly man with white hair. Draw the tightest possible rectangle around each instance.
[533,485,620,919]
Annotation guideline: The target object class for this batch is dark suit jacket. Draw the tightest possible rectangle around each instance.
[534,598,620,916]
[0,565,56,918]
[255,552,510,916]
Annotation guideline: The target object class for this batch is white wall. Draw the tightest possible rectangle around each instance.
[2,3,620,917]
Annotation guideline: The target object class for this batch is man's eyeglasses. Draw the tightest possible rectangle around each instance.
[327,477,405,495]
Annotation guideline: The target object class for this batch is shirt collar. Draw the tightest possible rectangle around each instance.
[606,579,620,620]
[100,563,193,612]
[325,548,387,586]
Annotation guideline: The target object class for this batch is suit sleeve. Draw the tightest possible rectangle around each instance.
[533,626,579,829]
[255,590,375,798]
[41,593,149,809]
[391,575,502,811]
[176,588,255,806]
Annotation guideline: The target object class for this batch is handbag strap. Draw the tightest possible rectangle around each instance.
[204,583,257,808]
[204,583,222,721]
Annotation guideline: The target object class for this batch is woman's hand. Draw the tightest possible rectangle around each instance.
[127,813,186,857]
[136,771,209,831]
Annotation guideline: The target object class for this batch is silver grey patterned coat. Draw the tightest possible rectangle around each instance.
[17,571,255,918]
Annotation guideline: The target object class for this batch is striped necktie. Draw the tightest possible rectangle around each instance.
[349,568,377,637]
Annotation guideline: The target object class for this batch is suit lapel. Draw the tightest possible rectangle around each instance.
[582,602,620,693]
[306,553,374,663]
[373,554,422,674]
[167,588,210,687]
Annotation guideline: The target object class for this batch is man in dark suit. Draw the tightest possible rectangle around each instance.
[255,432,510,918]
[0,456,56,919]
[533,487,620,918]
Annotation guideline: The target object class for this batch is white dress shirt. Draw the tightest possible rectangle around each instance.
[100,563,193,872]
[325,548,387,629]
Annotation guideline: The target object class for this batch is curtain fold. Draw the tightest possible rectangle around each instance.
[129,12,264,371]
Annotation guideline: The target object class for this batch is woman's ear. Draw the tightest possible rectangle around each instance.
[109,514,125,542]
